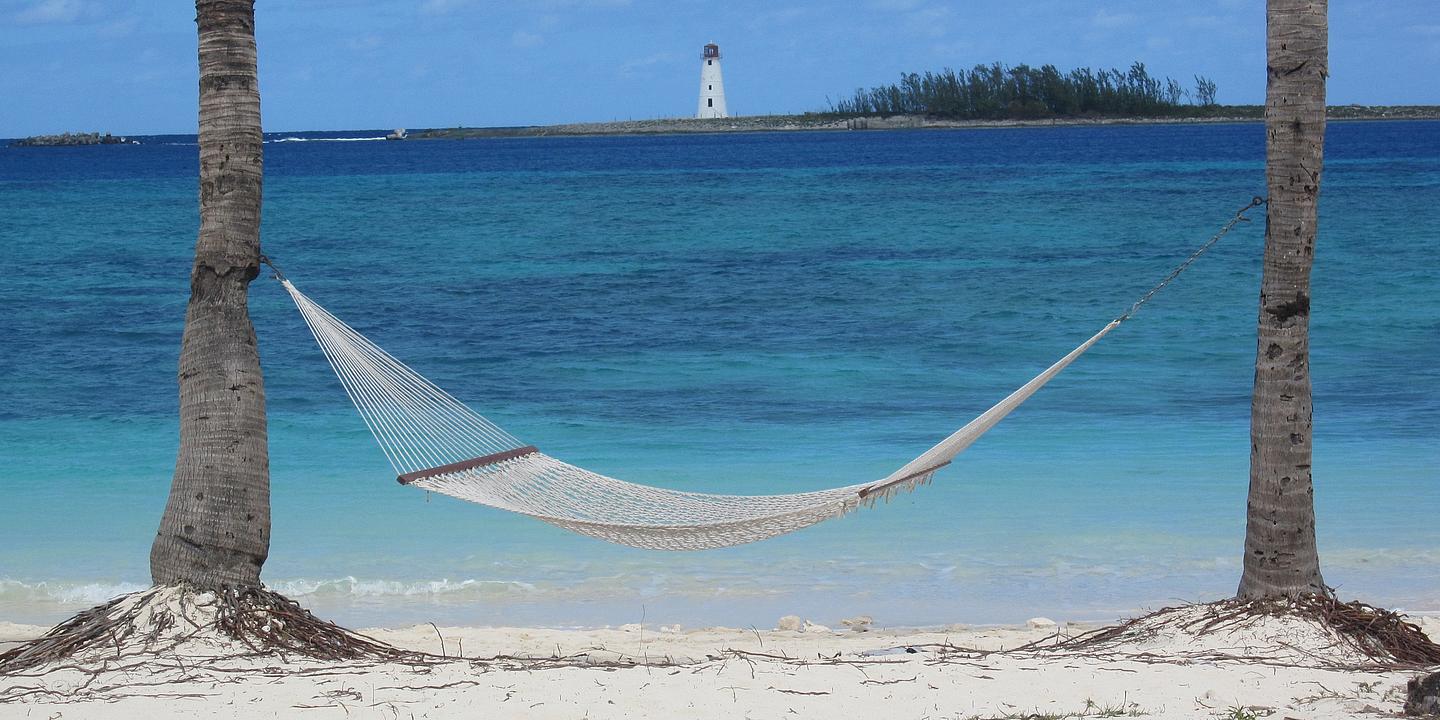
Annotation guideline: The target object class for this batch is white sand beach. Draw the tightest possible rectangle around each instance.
[2,592,1435,719]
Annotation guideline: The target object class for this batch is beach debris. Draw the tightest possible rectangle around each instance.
[0,584,415,677]
[841,615,873,632]
[1026,617,1058,630]
[802,621,832,634]
[776,615,803,632]
[1039,594,1440,671]
[1407,672,1440,716]
[659,624,683,634]
[859,646,918,657]
[618,623,643,633]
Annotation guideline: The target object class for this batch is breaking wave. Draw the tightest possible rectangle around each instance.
[0,579,150,606]
[268,576,538,599]
[266,136,388,143]
[0,577,536,607]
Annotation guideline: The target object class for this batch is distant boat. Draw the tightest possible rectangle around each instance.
[385,128,407,141]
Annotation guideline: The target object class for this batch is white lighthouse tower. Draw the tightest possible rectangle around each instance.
[696,42,728,119]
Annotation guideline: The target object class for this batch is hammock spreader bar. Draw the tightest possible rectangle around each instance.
[857,460,952,499]
[397,445,540,485]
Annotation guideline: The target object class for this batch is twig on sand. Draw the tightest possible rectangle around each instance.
[861,676,918,685]
[428,623,447,658]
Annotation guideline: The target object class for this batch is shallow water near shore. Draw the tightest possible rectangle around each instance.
[1,122,1436,628]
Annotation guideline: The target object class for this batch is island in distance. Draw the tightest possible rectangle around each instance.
[8,132,139,147]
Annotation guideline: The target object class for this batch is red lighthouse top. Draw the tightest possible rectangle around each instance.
[702,43,721,59]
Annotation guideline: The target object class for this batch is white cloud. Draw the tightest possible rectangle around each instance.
[1184,14,1227,30]
[867,0,952,39]
[512,30,543,48]
[120,47,187,86]
[870,0,925,10]
[902,5,952,40]
[535,0,631,7]
[618,52,674,78]
[419,0,470,16]
[96,16,138,38]
[758,7,806,24]
[347,34,384,52]
[15,0,86,24]
[930,40,972,59]
[1091,8,1139,29]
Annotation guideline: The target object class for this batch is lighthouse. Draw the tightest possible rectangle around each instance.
[696,43,728,119]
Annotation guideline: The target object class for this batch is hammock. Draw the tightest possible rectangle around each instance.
[274,201,1259,551]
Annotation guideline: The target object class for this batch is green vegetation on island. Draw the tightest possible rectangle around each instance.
[9,131,137,147]
[825,61,1224,119]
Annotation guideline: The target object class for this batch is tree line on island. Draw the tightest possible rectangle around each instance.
[827,61,1220,119]
[9,131,138,147]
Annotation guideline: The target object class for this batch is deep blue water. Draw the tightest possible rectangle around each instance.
[1,122,1436,628]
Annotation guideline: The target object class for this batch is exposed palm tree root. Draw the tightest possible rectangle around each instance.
[1033,593,1440,671]
[0,584,423,678]
[213,585,415,661]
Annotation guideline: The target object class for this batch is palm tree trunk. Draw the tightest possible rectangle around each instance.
[1237,0,1327,599]
[151,0,269,588]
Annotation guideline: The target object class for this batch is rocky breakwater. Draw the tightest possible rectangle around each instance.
[8,132,138,147]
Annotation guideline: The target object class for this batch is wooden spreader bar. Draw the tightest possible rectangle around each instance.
[856,460,952,499]
[397,446,540,485]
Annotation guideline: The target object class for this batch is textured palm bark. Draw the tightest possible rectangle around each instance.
[1238,0,1327,599]
[151,0,269,588]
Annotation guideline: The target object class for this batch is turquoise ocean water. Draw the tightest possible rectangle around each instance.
[1,122,1436,629]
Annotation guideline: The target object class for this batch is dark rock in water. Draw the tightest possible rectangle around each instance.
[1407,672,1440,716]
[9,132,137,147]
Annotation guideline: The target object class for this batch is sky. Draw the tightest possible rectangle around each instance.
[0,0,1436,136]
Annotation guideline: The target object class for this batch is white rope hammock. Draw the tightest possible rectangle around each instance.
[283,279,1114,550]
[273,199,1261,551]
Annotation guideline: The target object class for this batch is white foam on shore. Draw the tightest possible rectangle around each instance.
[0,579,149,606]
[0,577,541,608]
[269,576,538,599]
[7,574,1436,634]
[266,136,387,143]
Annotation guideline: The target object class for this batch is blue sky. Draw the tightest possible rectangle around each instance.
[1,0,1436,135]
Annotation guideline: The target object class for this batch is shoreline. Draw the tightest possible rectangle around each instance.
[6,565,1437,633]
[7,609,1437,651]
[0,618,1089,661]
[8,107,1436,145]
[407,106,1440,140]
